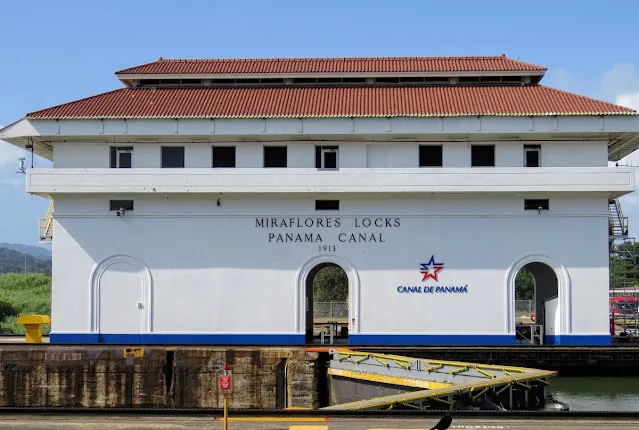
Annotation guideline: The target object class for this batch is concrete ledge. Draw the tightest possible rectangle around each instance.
[25,167,635,197]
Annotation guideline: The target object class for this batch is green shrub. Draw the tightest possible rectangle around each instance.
[0,273,51,335]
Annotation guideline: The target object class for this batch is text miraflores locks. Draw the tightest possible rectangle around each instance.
[255,217,401,244]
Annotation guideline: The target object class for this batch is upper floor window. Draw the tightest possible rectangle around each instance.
[418,145,443,167]
[315,146,339,169]
[264,146,287,168]
[524,144,541,167]
[212,146,236,168]
[161,146,185,168]
[471,145,495,167]
[110,146,132,168]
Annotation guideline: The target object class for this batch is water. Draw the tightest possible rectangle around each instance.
[550,377,639,411]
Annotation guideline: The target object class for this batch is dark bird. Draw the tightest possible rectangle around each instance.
[430,412,452,430]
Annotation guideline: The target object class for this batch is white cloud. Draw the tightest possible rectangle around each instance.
[0,125,29,171]
[601,63,639,100]
[616,92,639,112]
[0,178,23,192]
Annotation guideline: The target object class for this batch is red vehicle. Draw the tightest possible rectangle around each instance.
[610,296,639,318]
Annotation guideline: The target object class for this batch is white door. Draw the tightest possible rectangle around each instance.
[99,261,144,334]
[543,297,559,344]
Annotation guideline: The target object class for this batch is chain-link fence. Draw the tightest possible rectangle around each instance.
[314,301,348,318]
[516,299,535,318]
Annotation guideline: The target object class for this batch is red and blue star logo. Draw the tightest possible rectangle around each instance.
[420,256,444,282]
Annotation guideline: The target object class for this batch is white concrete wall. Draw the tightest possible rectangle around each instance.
[52,141,610,169]
[50,193,611,342]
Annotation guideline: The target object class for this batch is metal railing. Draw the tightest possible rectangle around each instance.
[314,301,348,318]
[39,200,53,242]
[609,198,629,237]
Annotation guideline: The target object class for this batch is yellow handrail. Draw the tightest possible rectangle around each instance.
[39,200,54,240]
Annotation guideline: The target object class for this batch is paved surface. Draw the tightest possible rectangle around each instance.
[0,416,636,430]
[0,336,49,343]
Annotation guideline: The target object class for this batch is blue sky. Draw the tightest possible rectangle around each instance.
[1,0,639,246]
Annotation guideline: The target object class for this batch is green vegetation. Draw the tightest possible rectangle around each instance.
[0,273,51,335]
[610,241,639,289]
[313,265,348,301]
[515,269,535,300]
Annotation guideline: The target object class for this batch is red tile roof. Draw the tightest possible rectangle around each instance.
[115,55,547,75]
[25,86,635,120]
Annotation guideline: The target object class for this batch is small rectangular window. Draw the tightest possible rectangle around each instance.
[315,200,339,211]
[524,199,549,211]
[161,146,185,168]
[419,145,443,167]
[471,145,495,167]
[524,145,541,167]
[110,146,133,168]
[315,146,339,169]
[264,146,287,168]
[212,146,236,168]
[109,200,134,211]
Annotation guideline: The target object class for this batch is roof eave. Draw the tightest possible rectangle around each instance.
[25,112,637,120]
[115,70,547,82]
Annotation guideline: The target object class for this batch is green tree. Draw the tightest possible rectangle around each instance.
[515,269,535,300]
[610,241,639,289]
[313,265,348,302]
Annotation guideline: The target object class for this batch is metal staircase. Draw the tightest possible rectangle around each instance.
[39,200,53,243]
[609,198,629,240]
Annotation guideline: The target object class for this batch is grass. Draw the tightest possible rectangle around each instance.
[0,273,51,335]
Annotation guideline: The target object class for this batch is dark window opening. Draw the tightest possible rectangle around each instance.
[400,76,425,83]
[264,146,287,168]
[315,146,339,169]
[212,146,236,168]
[375,77,400,84]
[342,77,367,83]
[260,78,285,84]
[524,144,541,167]
[524,199,549,211]
[419,145,443,167]
[110,146,133,168]
[161,146,185,168]
[292,78,317,84]
[109,200,134,211]
[471,145,495,167]
[315,200,339,211]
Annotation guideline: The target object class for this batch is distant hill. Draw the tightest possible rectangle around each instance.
[0,247,51,275]
[0,243,51,260]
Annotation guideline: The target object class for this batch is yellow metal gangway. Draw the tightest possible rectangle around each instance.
[321,348,557,411]
[39,200,53,243]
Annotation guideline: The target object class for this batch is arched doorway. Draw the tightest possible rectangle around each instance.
[91,254,152,343]
[513,262,559,345]
[305,263,349,344]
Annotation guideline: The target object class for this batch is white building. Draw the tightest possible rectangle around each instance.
[2,55,639,346]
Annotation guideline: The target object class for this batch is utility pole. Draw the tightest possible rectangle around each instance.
[24,253,27,276]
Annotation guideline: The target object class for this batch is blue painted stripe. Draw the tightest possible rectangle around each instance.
[50,333,305,345]
[50,333,612,346]
[50,333,100,344]
[348,334,516,346]
[545,335,611,346]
